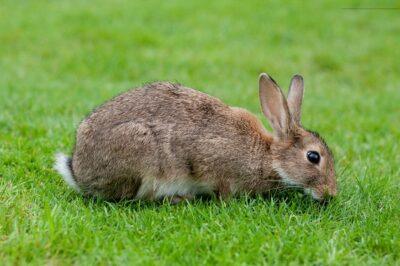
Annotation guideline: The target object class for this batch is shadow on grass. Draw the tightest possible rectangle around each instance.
[70,187,336,214]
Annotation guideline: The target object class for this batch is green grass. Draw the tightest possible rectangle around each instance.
[1,0,400,264]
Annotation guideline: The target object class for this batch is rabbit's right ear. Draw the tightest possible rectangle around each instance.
[259,73,291,138]
[287,74,304,125]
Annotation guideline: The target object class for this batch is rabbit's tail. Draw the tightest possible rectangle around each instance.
[54,153,81,192]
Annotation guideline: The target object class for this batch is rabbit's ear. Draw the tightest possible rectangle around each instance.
[259,73,291,138]
[287,74,304,125]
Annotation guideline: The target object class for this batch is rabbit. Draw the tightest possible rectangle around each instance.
[54,73,337,203]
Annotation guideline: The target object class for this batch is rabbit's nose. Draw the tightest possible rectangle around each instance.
[321,186,337,202]
[327,187,337,197]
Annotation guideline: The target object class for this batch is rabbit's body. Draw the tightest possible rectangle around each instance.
[65,82,279,200]
[55,74,337,202]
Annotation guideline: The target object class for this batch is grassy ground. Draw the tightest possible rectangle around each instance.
[1,0,399,264]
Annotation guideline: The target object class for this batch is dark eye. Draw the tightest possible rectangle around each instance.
[307,151,320,164]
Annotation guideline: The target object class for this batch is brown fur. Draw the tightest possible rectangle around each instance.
[61,74,336,201]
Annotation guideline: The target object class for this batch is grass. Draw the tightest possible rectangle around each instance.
[1,0,400,264]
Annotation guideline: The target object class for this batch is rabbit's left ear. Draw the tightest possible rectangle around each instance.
[287,75,304,125]
[259,73,291,138]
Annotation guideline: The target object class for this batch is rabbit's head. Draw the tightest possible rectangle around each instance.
[259,73,337,201]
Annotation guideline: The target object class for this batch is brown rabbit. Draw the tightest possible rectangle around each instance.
[54,73,337,202]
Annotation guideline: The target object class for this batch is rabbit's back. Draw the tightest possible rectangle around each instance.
[72,82,269,200]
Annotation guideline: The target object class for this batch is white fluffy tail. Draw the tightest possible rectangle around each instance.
[54,153,81,192]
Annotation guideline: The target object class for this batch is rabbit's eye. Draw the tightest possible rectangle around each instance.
[307,151,320,164]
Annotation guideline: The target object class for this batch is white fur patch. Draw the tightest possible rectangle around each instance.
[135,176,212,200]
[304,188,320,200]
[54,153,81,192]
[135,177,155,199]
[274,166,300,187]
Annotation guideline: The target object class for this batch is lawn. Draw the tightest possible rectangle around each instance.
[1,0,399,264]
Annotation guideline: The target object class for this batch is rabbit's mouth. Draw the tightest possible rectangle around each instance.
[304,186,337,202]
[303,188,321,201]
[273,165,333,201]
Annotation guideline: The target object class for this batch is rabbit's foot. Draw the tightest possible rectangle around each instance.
[168,195,194,205]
